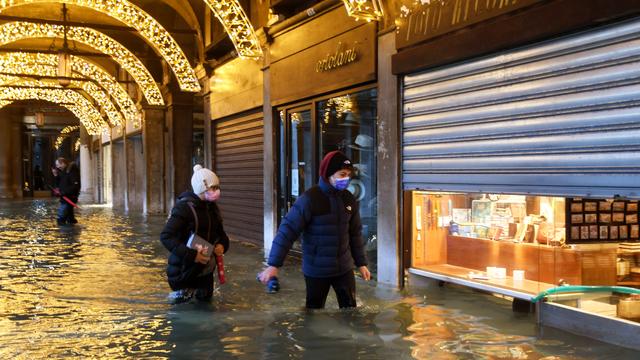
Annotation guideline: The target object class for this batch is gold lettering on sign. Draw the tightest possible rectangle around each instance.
[316,42,358,73]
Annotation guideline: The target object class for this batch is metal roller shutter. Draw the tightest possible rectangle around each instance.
[213,111,264,245]
[402,19,640,198]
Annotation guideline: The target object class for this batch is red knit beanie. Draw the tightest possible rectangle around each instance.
[319,151,354,181]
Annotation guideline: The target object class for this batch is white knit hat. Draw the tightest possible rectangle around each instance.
[191,164,219,195]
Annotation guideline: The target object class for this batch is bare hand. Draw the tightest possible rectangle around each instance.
[195,248,209,264]
[214,244,224,256]
[359,266,371,281]
[258,266,279,284]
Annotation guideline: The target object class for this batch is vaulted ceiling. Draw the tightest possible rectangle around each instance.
[0,0,261,134]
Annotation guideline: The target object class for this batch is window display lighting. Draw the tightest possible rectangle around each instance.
[0,22,164,105]
[0,0,200,92]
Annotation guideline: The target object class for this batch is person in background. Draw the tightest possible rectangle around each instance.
[259,151,370,309]
[160,165,229,304]
[53,157,80,225]
[33,165,44,191]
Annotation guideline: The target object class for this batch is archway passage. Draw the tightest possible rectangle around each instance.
[0,0,201,92]
[0,22,165,105]
[0,52,140,127]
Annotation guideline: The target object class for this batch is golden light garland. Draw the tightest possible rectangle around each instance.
[0,87,104,134]
[0,52,139,127]
[0,22,164,105]
[74,138,80,152]
[54,125,79,150]
[203,0,262,59]
[0,69,123,127]
[0,0,200,92]
[343,0,384,21]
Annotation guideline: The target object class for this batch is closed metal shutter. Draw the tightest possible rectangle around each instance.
[402,19,640,198]
[213,111,264,244]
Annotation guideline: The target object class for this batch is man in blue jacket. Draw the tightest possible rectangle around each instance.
[259,151,370,308]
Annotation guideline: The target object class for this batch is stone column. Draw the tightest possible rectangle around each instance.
[165,91,194,208]
[262,62,277,253]
[201,78,214,170]
[377,30,402,286]
[10,110,22,198]
[142,107,166,214]
[79,127,95,203]
[0,107,23,199]
[126,134,144,212]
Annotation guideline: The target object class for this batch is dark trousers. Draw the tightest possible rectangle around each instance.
[57,201,75,224]
[304,271,356,309]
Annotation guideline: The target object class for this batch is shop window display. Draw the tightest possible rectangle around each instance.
[317,89,378,273]
[277,88,378,274]
[410,191,628,296]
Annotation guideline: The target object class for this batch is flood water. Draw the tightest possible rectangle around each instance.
[1,199,639,359]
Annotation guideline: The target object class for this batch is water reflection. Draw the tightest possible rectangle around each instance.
[0,199,638,359]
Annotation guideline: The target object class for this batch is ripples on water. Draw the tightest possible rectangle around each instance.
[0,199,638,359]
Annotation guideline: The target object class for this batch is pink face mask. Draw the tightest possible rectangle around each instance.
[204,189,221,202]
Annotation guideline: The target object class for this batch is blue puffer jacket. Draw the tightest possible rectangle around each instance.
[267,177,368,278]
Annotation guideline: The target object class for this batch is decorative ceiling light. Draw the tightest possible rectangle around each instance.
[57,4,72,87]
[0,22,164,105]
[202,0,262,59]
[343,0,384,21]
[54,125,80,150]
[0,72,124,127]
[0,87,105,134]
[35,111,45,127]
[0,0,200,92]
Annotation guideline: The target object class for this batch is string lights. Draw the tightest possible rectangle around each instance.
[54,125,80,150]
[0,63,124,127]
[0,0,200,92]
[0,52,140,127]
[0,22,164,105]
[342,0,384,21]
[0,86,105,134]
[203,0,263,58]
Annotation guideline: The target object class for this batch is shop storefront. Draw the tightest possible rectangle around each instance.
[267,4,379,272]
[393,0,640,347]
[209,57,265,245]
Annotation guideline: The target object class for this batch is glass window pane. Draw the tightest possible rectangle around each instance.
[317,88,378,274]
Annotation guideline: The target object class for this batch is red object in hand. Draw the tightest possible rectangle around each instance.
[216,255,226,284]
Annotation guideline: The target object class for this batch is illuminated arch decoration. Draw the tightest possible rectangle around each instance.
[0,52,139,126]
[0,0,200,92]
[202,0,262,58]
[0,87,105,134]
[54,125,79,150]
[343,0,384,21]
[0,22,164,105]
[0,71,124,127]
